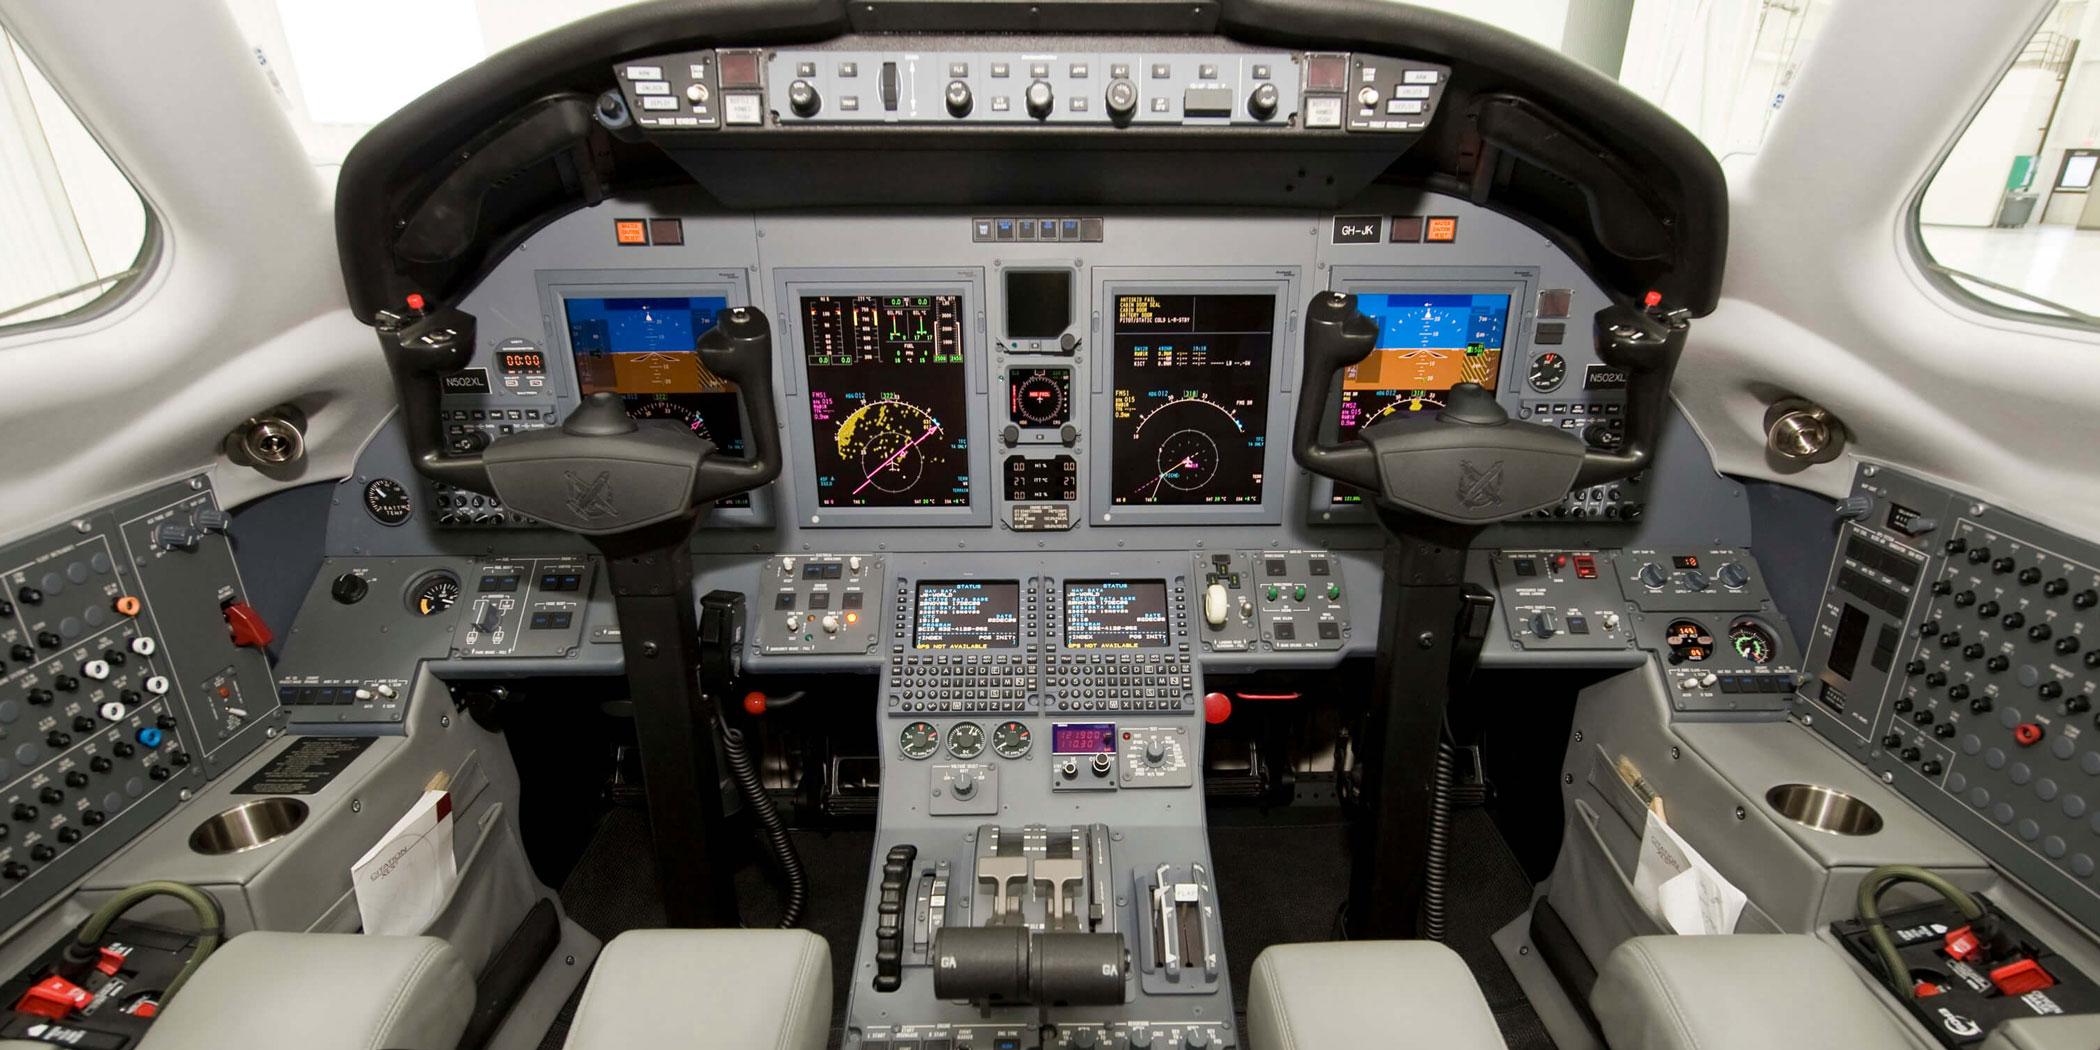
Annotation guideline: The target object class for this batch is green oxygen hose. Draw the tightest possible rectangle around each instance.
[64,880,225,1003]
[1856,864,1986,998]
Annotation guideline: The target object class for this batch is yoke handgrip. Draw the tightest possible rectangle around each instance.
[1573,303,1687,486]
[1291,292,1382,493]
[692,306,783,504]
[386,307,493,496]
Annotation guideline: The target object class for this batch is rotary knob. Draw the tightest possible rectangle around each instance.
[950,771,977,797]
[330,572,370,605]
[1090,753,1114,778]
[1681,569,1710,591]
[1637,562,1669,589]
[1144,739,1167,764]
[945,79,973,118]
[1025,79,1055,120]
[1104,78,1138,124]
[787,79,820,118]
[1530,611,1559,639]
[1247,82,1279,121]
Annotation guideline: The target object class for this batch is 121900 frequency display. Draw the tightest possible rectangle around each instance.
[1108,293,1275,506]
[802,294,972,508]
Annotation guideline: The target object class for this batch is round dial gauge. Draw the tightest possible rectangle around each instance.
[899,721,940,760]
[629,396,717,443]
[408,572,460,617]
[1528,352,1568,392]
[991,721,1033,759]
[363,478,413,526]
[1664,618,1715,663]
[1729,618,1778,665]
[1011,370,1070,426]
[946,721,986,759]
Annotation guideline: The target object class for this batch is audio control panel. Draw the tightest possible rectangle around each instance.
[0,478,279,932]
[615,42,1445,135]
[1799,466,2100,933]
[758,554,883,656]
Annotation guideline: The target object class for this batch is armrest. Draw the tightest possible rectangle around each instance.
[1593,935,1920,1050]
[1982,1016,2100,1050]
[139,932,472,1050]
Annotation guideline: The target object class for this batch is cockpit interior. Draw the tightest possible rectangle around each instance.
[4,0,2100,1048]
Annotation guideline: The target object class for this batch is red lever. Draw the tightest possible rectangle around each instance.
[15,975,90,1020]
[95,947,128,977]
[1943,925,1982,962]
[742,691,768,717]
[223,601,273,650]
[1203,691,1231,725]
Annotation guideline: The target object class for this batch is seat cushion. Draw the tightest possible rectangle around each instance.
[1593,935,1916,1050]
[139,932,472,1050]
[563,928,830,1050]
[1249,941,1508,1050]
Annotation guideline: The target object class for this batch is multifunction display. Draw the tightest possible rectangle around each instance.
[567,295,745,453]
[801,294,972,508]
[1108,293,1275,506]
[1331,291,1511,503]
[913,581,1021,649]
[1064,579,1171,648]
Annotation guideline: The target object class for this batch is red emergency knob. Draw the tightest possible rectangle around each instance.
[2014,723,2044,747]
[1203,691,1231,725]
[742,691,768,717]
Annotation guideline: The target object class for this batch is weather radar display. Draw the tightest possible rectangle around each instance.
[801,294,972,508]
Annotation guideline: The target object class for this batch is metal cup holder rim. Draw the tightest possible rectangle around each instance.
[1765,782,1883,836]
[188,796,310,855]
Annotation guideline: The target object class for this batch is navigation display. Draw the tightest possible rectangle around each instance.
[914,581,1021,649]
[567,295,748,505]
[801,294,972,508]
[1108,293,1275,506]
[1064,579,1171,649]
[1331,292,1512,504]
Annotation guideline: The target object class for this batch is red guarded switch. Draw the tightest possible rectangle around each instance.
[15,975,91,1020]
[1943,925,1983,962]
[222,601,273,650]
[1989,958,2055,996]
[95,947,128,977]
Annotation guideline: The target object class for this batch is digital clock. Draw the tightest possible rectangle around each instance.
[499,348,545,374]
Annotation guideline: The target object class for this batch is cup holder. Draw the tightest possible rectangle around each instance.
[189,797,309,855]
[1766,783,1883,836]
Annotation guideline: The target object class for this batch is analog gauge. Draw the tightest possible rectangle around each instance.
[1664,618,1715,663]
[408,572,461,617]
[628,396,717,443]
[899,721,940,760]
[946,721,987,759]
[1729,618,1778,665]
[363,478,413,526]
[1528,352,1568,393]
[991,720,1033,759]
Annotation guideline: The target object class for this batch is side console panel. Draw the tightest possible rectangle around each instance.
[1798,465,2100,934]
[0,478,280,932]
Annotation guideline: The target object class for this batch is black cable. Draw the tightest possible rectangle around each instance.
[1855,864,1986,998]
[1422,738,1454,942]
[718,717,807,929]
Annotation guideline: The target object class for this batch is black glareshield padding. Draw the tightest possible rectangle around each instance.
[1294,291,1585,524]
[387,308,494,494]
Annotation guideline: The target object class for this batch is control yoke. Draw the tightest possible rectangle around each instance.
[1291,291,1684,523]
[1289,290,1686,941]
[384,305,783,536]
[377,303,785,928]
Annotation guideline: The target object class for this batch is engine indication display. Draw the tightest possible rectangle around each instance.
[914,581,1021,649]
[1109,293,1275,506]
[1009,367,1072,427]
[1004,456,1078,502]
[565,295,749,505]
[1331,291,1513,504]
[1064,579,1171,649]
[803,294,972,508]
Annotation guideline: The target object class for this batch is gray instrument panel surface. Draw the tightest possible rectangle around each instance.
[0,478,280,933]
[1796,465,2100,934]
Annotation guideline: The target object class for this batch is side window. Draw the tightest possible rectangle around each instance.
[1916,4,2099,327]
[0,24,152,330]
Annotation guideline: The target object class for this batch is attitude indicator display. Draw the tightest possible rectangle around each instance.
[1330,291,1512,504]
[567,294,749,506]
[1108,293,1276,506]
[802,294,972,508]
